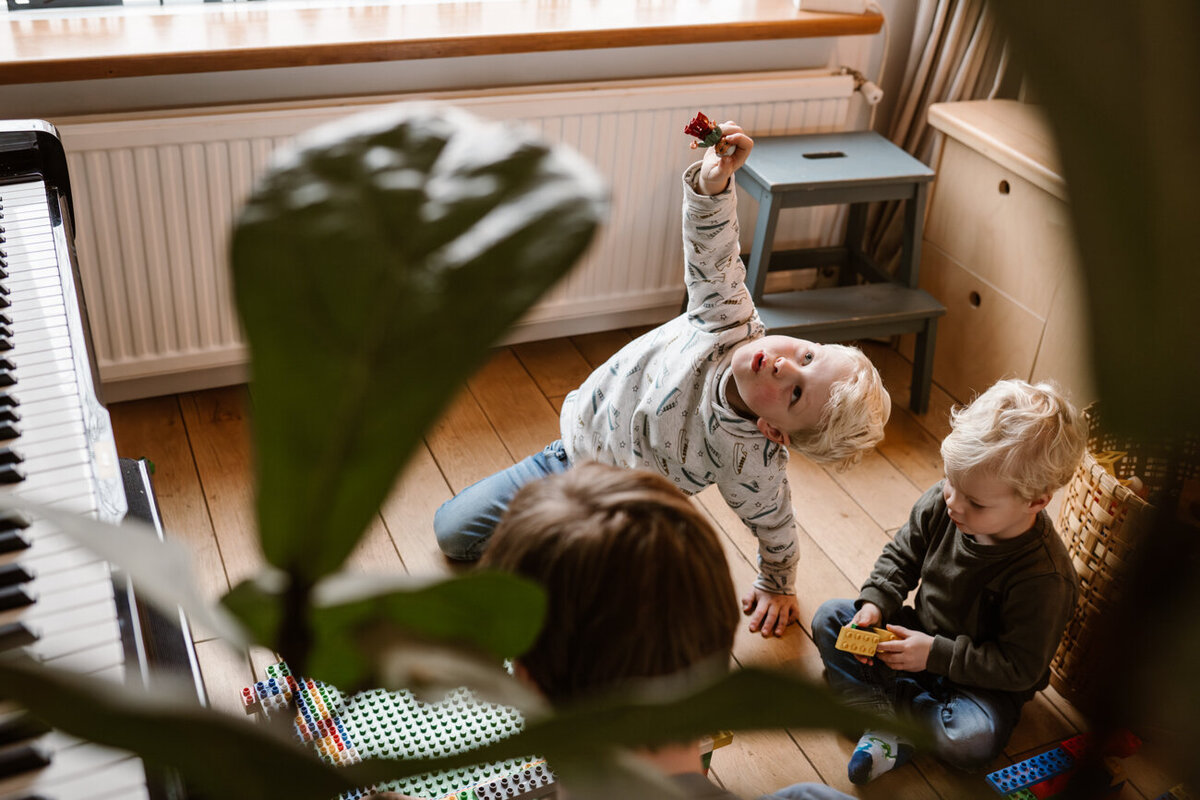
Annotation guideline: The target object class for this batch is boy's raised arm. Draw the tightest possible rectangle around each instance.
[694,121,754,196]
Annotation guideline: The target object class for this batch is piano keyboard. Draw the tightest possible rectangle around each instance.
[0,121,160,800]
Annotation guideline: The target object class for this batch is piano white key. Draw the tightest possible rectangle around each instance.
[2,403,85,437]
[1,422,87,452]
[7,265,62,288]
[13,378,87,406]
[0,524,77,563]
[35,637,126,674]
[2,232,55,253]
[9,275,68,301]
[7,462,97,498]
[44,491,103,517]
[0,735,146,798]
[0,561,112,621]
[0,393,82,426]
[4,539,102,577]
[14,338,76,366]
[27,609,123,662]
[12,342,76,371]
[8,312,70,340]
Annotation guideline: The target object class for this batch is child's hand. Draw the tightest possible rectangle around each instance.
[874,625,933,672]
[850,602,882,629]
[848,602,884,665]
[696,122,754,196]
[741,586,800,637]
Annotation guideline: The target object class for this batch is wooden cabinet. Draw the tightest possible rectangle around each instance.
[902,100,1096,407]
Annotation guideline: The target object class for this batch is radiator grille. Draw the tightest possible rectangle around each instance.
[56,71,856,399]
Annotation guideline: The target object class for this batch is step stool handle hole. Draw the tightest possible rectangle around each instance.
[998,179,1011,194]
[969,290,983,307]
[802,151,847,159]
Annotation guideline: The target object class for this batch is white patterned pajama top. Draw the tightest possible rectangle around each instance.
[559,162,799,594]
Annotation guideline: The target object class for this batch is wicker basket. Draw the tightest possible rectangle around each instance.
[1050,405,1200,705]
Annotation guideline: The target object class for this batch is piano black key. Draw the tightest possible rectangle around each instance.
[0,447,22,463]
[0,530,31,554]
[0,423,20,439]
[0,714,51,747]
[0,743,51,778]
[0,358,13,371]
[0,621,39,651]
[0,394,19,408]
[0,511,31,534]
[0,409,19,423]
[0,371,14,387]
[0,586,35,610]
[0,313,10,325]
[0,466,25,484]
[0,562,34,587]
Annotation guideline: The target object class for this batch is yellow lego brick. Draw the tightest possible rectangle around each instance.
[834,625,896,656]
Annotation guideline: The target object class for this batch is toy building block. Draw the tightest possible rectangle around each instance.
[986,746,1075,795]
[242,661,545,800]
[474,762,557,800]
[996,731,1143,800]
[834,624,897,657]
[1155,785,1194,800]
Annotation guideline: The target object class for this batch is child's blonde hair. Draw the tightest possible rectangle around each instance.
[941,379,1087,500]
[788,344,891,469]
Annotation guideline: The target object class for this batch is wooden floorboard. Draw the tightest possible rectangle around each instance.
[105,332,1179,799]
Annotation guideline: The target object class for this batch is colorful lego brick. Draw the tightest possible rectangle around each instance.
[834,625,897,656]
[986,746,1074,794]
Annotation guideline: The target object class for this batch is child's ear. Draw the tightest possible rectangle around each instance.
[756,417,791,447]
[1028,493,1052,514]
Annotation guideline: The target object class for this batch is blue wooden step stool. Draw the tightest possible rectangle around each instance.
[735,130,945,413]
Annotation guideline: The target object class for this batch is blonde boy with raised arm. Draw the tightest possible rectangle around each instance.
[435,121,890,638]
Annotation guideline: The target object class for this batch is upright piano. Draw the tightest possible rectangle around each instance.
[0,119,202,800]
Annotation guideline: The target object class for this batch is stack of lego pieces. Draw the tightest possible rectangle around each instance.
[241,662,555,799]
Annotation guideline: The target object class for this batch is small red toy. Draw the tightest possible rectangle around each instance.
[684,111,736,156]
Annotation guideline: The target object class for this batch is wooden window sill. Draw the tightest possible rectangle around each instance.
[0,0,880,85]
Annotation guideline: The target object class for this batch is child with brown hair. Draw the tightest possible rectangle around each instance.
[480,460,852,800]
[812,379,1088,784]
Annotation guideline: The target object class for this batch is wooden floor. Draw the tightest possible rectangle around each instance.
[107,332,1174,800]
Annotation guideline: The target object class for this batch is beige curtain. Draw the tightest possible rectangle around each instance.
[867,0,1013,270]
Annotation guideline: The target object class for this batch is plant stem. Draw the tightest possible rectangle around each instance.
[279,573,315,677]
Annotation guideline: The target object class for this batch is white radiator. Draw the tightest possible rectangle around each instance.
[55,70,856,400]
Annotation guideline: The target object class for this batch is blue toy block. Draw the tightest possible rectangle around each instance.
[986,746,1075,795]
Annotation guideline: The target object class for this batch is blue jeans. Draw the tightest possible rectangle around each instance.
[812,598,1022,772]
[434,440,571,560]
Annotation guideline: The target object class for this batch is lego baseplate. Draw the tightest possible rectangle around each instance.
[834,624,896,656]
[242,661,555,799]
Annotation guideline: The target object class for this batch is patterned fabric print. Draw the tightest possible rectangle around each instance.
[559,163,799,594]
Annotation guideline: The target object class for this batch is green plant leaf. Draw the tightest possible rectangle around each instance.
[222,568,546,689]
[0,657,356,800]
[0,498,248,648]
[231,102,607,584]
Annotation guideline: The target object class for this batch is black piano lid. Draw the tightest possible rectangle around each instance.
[0,119,76,232]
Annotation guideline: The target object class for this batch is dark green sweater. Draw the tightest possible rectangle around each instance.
[858,482,1078,695]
